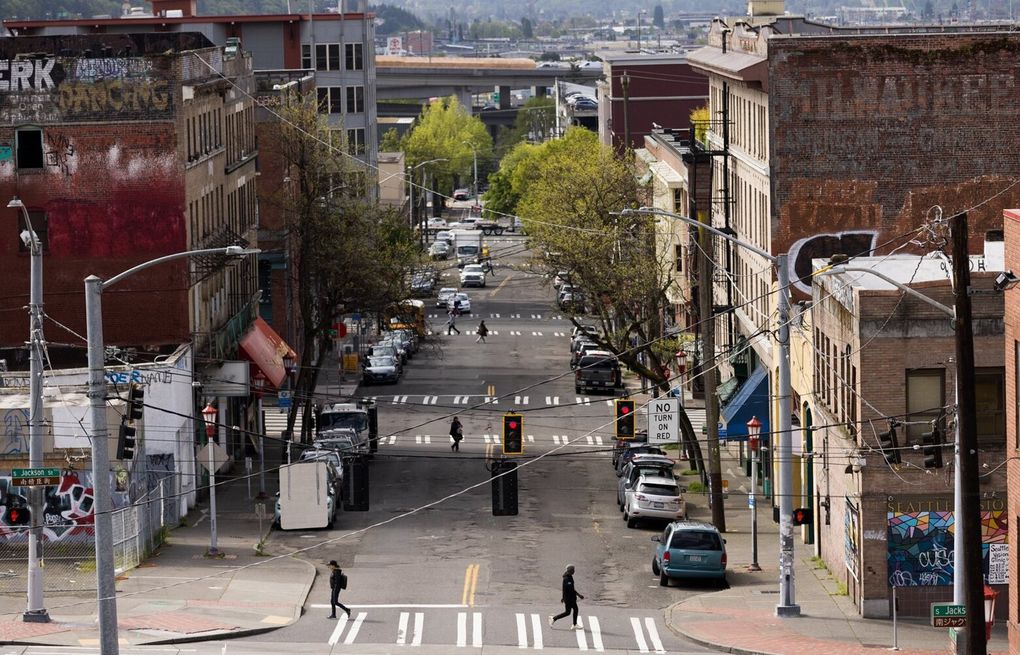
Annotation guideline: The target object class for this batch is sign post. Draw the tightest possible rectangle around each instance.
[12,467,61,487]
[647,397,679,444]
[931,603,967,628]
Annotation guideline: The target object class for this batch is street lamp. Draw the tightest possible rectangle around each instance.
[747,415,762,572]
[637,9,648,50]
[9,196,48,623]
[200,402,220,556]
[85,245,258,655]
[621,206,799,617]
[252,371,268,499]
[408,158,449,243]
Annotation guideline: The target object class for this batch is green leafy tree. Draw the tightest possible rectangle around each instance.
[403,95,493,201]
[482,140,543,218]
[380,127,404,152]
[516,127,706,471]
[495,96,555,155]
[371,3,424,34]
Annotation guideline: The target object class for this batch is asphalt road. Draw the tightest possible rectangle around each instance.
[250,234,715,654]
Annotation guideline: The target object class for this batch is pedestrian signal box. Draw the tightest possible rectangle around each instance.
[502,413,523,455]
[792,507,813,526]
[615,399,636,440]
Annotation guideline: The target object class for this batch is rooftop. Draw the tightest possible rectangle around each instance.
[812,250,1004,291]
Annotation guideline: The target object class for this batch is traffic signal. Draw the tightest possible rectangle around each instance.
[502,413,523,455]
[117,418,137,460]
[792,507,813,526]
[615,399,636,440]
[343,456,370,511]
[922,424,944,469]
[877,425,901,465]
[491,459,518,516]
[126,383,144,420]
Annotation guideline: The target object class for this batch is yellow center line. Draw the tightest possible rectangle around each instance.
[469,563,479,606]
[461,563,479,606]
[489,272,514,297]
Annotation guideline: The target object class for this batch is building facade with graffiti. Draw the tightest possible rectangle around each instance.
[1001,209,1020,653]
[810,256,1008,618]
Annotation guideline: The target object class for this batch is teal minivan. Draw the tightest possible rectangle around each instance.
[651,520,727,586]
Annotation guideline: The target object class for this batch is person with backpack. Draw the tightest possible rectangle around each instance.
[327,560,351,619]
[475,320,489,344]
[446,307,461,335]
[450,416,464,452]
[549,564,584,629]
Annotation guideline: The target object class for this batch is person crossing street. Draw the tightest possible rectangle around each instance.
[327,560,351,619]
[446,307,461,335]
[475,320,489,343]
[549,564,584,629]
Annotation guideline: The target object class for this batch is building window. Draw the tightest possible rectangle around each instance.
[674,244,683,273]
[906,369,945,442]
[301,44,311,69]
[345,43,363,70]
[314,43,342,71]
[346,128,365,155]
[316,88,328,113]
[16,128,43,169]
[346,85,364,113]
[975,367,1005,444]
[17,210,47,252]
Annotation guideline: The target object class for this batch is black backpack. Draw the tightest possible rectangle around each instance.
[339,572,348,589]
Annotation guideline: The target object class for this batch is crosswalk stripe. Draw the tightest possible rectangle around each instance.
[345,612,366,644]
[327,613,348,645]
[589,616,604,651]
[576,618,588,650]
[527,435,534,442]
[388,435,397,444]
[515,613,528,648]
[553,396,560,405]
[530,613,543,649]
[595,436,603,445]
[586,436,594,445]
[472,611,483,647]
[397,612,409,645]
[630,617,648,653]
[644,617,665,653]
[545,396,552,405]
[457,612,467,647]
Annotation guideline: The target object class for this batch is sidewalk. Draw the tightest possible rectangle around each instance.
[0,470,317,646]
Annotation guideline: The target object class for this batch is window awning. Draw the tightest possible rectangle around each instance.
[721,365,770,441]
[238,317,298,390]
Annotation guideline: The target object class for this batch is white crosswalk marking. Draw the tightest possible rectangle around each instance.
[586,436,594,445]
[545,396,552,405]
[552,396,560,405]
[515,395,530,405]
[536,313,542,319]
[527,434,534,442]
[576,618,588,650]
[327,613,348,645]
[594,436,603,445]
[588,616,604,651]
[456,611,483,647]
[387,435,397,445]
[583,397,591,406]
[644,617,665,653]
[515,613,528,648]
[422,396,433,404]
[263,411,301,438]
[491,330,499,335]
[396,611,424,646]
[630,617,649,653]
[606,400,614,407]
[531,613,544,649]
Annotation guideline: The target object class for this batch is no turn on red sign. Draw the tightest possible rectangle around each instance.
[648,397,679,443]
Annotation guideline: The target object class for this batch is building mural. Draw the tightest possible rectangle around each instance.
[0,470,110,542]
[2,408,28,455]
[844,498,860,580]
[887,500,1008,587]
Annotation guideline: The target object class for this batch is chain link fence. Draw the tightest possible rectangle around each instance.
[0,475,179,595]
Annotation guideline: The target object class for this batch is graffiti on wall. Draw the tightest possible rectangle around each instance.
[887,507,1008,587]
[0,56,173,124]
[44,132,75,176]
[0,471,96,542]
[788,231,879,294]
[844,498,860,581]
[2,408,28,455]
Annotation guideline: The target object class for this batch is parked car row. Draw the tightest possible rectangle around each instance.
[569,324,622,394]
[362,327,420,385]
[436,287,472,314]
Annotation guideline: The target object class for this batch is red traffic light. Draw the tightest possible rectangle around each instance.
[620,406,630,414]
[509,421,518,429]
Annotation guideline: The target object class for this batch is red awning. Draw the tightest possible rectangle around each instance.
[238,317,298,390]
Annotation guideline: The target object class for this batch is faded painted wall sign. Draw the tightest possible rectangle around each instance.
[0,59,61,91]
[0,143,12,161]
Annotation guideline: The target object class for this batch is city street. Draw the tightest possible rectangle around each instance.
[255,234,712,653]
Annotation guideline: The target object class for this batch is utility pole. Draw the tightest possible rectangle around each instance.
[697,211,726,531]
[11,197,49,623]
[949,212,985,655]
[621,73,631,151]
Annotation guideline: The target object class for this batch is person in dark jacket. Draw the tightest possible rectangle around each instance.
[450,416,464,451]
[328,560,351,619]
[548,564,584,629]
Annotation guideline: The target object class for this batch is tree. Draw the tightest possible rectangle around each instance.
[495,96,555,155]
[380,127,404,152]
[653,4,665,28]
[370,3,424,34]
[516,127,705,472]
[482,140,543,218]
[403,96,493,201]
[271,93,420,439]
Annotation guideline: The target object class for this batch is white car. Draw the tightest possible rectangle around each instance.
[460,264,486,288]
[435,230,454,246]
[429,241,450,260]
[437,287,458,308]
[448,216,482,230]
[447,292,471,314]
[453,188,471,201]
[426,217,447,230]
[623,475,686,528]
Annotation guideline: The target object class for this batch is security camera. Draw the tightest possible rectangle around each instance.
[993,270,1019,292]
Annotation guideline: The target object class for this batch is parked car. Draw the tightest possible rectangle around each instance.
[447,292,471,314]
[426,217,447,231]
[409,271,436,296]
[559,290,586,312]
[651,521,727,586]
[617,455,676,505]
[362,355,400,385]
[570,339,600,366]
[437,287,458,308]
[453,188,471,201]
[553,271,572,289]
[389,328,419,355]
[435,230,455,246]
[378,336,408,364]
[613,442,665,473]
[313,429,360,456]
[575,351,621,393]
[273,461,341,529]
[623,475,686,527]
[368,343,403,372]
[429,241,450,260]
[460,264,486,288]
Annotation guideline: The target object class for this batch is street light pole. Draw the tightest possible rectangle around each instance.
[85,245,258,655]
[747,416,762,572]
[622,206,800,617]
[10,197,49,623]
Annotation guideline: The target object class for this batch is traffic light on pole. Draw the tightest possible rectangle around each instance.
[502,413,523,455]
[126,382,144,420]
[792,507,813,526]
[615,399,635,440]
[116,418,137,460]
[877,424,901,465]
[922,423,944,469]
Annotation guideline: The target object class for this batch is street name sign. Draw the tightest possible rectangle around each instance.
[12,467,61,486]
[931,603,966,628]
[647,397,679,444]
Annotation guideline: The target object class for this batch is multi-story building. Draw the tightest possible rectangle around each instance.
[1002,208,1020,652]
[811,255,1007,619]
[596,52,708,153]
[0,32,265,517]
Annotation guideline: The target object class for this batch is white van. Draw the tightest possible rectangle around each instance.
[276,460,338,530]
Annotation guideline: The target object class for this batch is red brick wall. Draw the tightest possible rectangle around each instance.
[768,35,1020,295]
[1004,208,1020,650]
[0,123,188,349]
[607,62,708,152]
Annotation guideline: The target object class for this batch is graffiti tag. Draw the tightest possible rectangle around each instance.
[44,133,75,176]
[0,59,58,91]
[2,409,28,455]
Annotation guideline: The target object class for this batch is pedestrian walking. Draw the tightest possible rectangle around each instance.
[484,258,496,277]
[450,416,464,451]
[549,564,584,629]
[446,308,461,335]
[475,320,489,343]
[327,560,351,619]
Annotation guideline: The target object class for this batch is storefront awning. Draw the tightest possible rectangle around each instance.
[238,317,298,390]
[721,366,770,441]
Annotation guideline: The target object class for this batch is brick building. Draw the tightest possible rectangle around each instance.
[1002,208,1020,651]
[811,255,1008,618]
[596,52,709,153]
